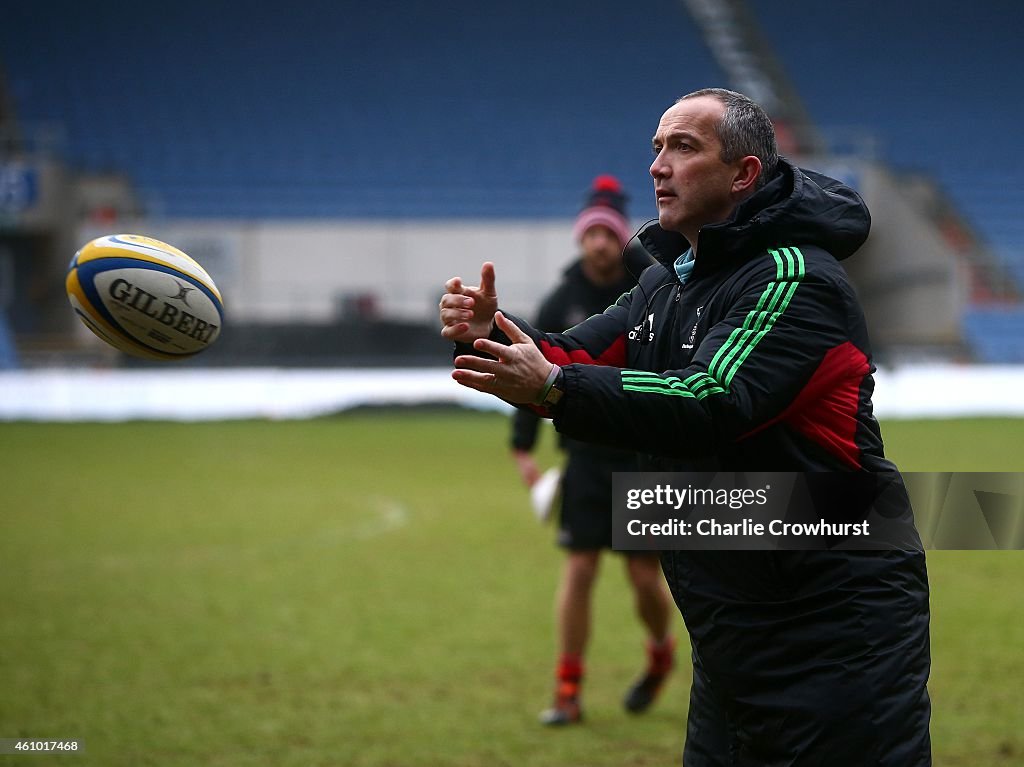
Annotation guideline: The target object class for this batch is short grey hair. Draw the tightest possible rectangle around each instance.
[678,88,779,188]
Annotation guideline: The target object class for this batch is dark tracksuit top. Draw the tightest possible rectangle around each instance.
[483,159,931,764]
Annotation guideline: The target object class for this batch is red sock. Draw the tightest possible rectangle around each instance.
[556,653,584,699]
[647,636,676,676]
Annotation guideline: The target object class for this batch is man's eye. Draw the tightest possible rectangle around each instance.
[652,144,663,155]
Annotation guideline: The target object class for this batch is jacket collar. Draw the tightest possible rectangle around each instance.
[637,158,871,279]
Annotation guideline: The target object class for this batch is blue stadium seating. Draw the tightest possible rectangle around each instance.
[0,0,721,218]
[961,308,1024,363]
[748,0,1024,291]
[2,1,1020,300]
[0,311,19,369]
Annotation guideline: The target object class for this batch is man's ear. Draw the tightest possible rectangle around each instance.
[732,156,762,196]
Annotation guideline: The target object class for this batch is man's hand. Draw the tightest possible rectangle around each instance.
[453,311,557,405]
[439,262,498,344]
[511,449,541,487]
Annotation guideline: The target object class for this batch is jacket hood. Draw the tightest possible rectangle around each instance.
[639,157,871,269]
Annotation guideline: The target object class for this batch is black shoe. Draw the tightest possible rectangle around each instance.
[623,671,667,714]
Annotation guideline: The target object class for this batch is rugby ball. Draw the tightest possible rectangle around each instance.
[66,234,224,360]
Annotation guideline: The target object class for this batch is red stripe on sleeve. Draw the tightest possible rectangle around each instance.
[539,334,627,368]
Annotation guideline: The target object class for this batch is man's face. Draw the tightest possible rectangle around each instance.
[649,96,743,240]
[580,224,622,275]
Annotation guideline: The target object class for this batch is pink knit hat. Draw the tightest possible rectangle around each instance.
[572,175,632,247]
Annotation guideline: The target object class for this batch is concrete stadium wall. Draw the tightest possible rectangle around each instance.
[77,219,590,325]
[844,164,966,347]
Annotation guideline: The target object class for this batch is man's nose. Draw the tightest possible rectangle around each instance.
[650,152,667,179]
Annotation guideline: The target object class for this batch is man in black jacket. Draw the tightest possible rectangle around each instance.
[511,176,675,726]
[440,88,931,765]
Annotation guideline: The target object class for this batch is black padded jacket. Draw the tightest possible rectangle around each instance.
[489,159,931,763]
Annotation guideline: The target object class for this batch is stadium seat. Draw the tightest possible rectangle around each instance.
[961,308,1024,363]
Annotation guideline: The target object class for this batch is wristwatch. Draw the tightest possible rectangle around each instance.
[537,365,565,409]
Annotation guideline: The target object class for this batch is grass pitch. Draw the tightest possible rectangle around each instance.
[1,413,1022,766]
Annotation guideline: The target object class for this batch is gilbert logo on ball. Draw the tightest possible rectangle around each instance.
[66,234,224,360]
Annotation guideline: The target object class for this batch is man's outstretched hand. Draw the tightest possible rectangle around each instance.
[453,311,557,405]
[439,262,499,344]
